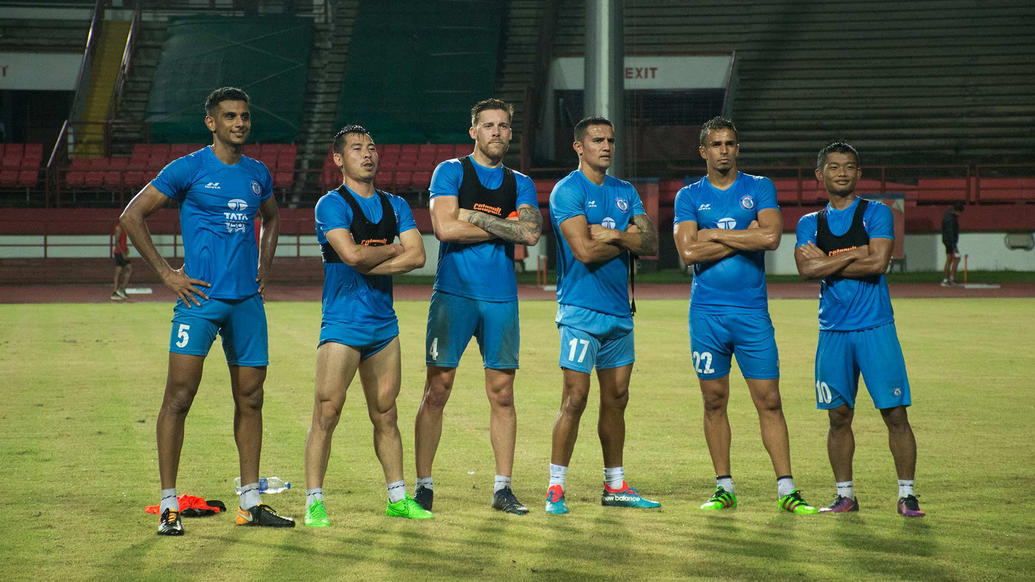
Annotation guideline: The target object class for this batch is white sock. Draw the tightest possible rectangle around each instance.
[603,466,625,490]
[306,488,323,507]
[549,464,567,489]
[898,479,915,498]
[240,483,261,509]
[416,476,434,491]
[836,481,855,499]
[716,475,734,495]
[387,480,407,503]
[777,476,796,498]
[160,488,178,513]
[494,475,511,493]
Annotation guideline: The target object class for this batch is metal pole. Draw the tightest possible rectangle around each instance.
[584,0,624,177]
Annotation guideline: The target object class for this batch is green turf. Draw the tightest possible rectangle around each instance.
[1,298,1033,580]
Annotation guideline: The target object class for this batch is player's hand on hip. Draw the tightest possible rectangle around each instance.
[162,267,210,307]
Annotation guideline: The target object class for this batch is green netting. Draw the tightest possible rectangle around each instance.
[146,15,312,143]
[337,1,503,144]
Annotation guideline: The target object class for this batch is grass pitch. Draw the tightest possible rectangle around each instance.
[1,297,1033,581]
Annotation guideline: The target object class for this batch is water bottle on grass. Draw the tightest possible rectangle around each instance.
[233,476,291,494]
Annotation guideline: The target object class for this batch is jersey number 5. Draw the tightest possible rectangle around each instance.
[176,324,191,348]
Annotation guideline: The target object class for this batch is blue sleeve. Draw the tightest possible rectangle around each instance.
[795,213,818,246]
[150,156,196,201]
[315,193,352,233]
[549,180,584,224]
[515,173,539,208]
[391,196,418,234]
[626,183,645,216]
[673,186,696,225]
[866,201,894,239]
[257,161,273,202]
[429,160,462,199]
[756,177,779,212]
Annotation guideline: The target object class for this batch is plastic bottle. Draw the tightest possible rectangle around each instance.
[233,476,291,494]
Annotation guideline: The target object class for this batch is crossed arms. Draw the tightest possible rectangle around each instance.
[430,195,542,246]
[673,207,781,267]
[560,213,659,264]
[795,237,892,280]
[325,226,425,276]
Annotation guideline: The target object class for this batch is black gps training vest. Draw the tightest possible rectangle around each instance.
[320,187,398,263]
[816,198,876,282]
[457,155,517,218]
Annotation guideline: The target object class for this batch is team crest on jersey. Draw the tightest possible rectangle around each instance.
[717,217,737,230]
[740,195,755,210]
[601,217,616,229]
[615,198,629,212]
[251,180,262,195]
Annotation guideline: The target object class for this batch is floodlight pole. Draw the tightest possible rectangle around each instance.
[585,0,625,178]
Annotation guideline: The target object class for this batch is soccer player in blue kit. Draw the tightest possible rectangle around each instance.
[414,98,541,515]
[673,116,816,515]
[544,116,661,515]
[120,87,293,535]
[795,141,924,517]
[302,125,430,525]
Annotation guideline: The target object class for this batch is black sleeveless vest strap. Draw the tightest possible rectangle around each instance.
[457,155,518,217]
[321,187,398,263]
[816,198,870,255]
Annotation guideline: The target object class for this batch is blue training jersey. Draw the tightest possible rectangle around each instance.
[315,186,417,328]
[673,172,779,311]
[429,157,538,301]
[151,146,272,300]
[795,197,895,331]
[550,169,645,317]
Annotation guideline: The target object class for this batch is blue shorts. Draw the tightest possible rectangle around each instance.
[556,304,634,373]
[689,307,779,380]
[169,294,268,367]
[815,322,911,410]
[319,320,398,360]
[425,291,519,369]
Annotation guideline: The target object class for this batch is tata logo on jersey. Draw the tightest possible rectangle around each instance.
[717,217,737,229]
[225,199,249,233]
[601,217,616,229]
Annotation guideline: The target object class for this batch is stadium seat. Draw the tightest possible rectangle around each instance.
[16,169,38,188]
[434,144,454,161]
[659,179,686,205]
[274,171,293,189]
[536,179,557,205]
[412,170,432,189]
[65,157,91,188]
[916,178,969,202]
[977,178,1034,203]
[104,157,129,188]
[0,169,17,187]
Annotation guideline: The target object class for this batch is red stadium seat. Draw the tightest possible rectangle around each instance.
[380,144,401,157]
[453,144,470,158]
[103,157,129,188]
[659,179,686,205]
[394,171,413,189]
[536,179,557,205]
[273,171,293,189]
[4,143,24,158]
[977,178,1034,203]
[412,170,432,189]
[434,144,454,160]
[0,169,17,186]
[17,169,38,188]
[83,170,104,188]
[916,178,968,202]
